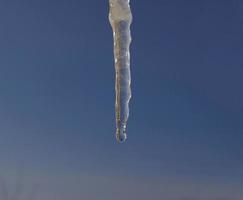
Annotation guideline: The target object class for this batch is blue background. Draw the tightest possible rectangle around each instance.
[0,0,242,199]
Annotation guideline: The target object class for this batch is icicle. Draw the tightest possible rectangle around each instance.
[109,0,132,143]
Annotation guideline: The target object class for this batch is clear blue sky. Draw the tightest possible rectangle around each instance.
[0,0,242,199]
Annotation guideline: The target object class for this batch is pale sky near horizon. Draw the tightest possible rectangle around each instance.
[0,0,243,199]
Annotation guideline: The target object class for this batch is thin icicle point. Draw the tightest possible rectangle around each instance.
[109,0,132,143]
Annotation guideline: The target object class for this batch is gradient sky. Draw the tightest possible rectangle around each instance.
[0,0,243,200]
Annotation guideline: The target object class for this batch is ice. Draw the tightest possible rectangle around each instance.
[109,0,132,143]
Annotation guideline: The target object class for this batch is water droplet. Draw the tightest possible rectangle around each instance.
[116,127,127,143]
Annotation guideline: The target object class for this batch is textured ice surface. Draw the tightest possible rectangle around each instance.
[109,0,132,143]
[109,0,132,22]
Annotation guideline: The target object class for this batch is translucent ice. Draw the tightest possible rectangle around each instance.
[109,0,132,143]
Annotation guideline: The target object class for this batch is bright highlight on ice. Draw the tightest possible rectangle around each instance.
[109,0,132,143]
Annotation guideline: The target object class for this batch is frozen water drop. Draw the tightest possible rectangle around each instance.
[116,127,127,143]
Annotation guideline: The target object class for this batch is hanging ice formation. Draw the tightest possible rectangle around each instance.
[109,0,132,143]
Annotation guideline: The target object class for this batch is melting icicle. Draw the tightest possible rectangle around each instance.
[109,0,132,143]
